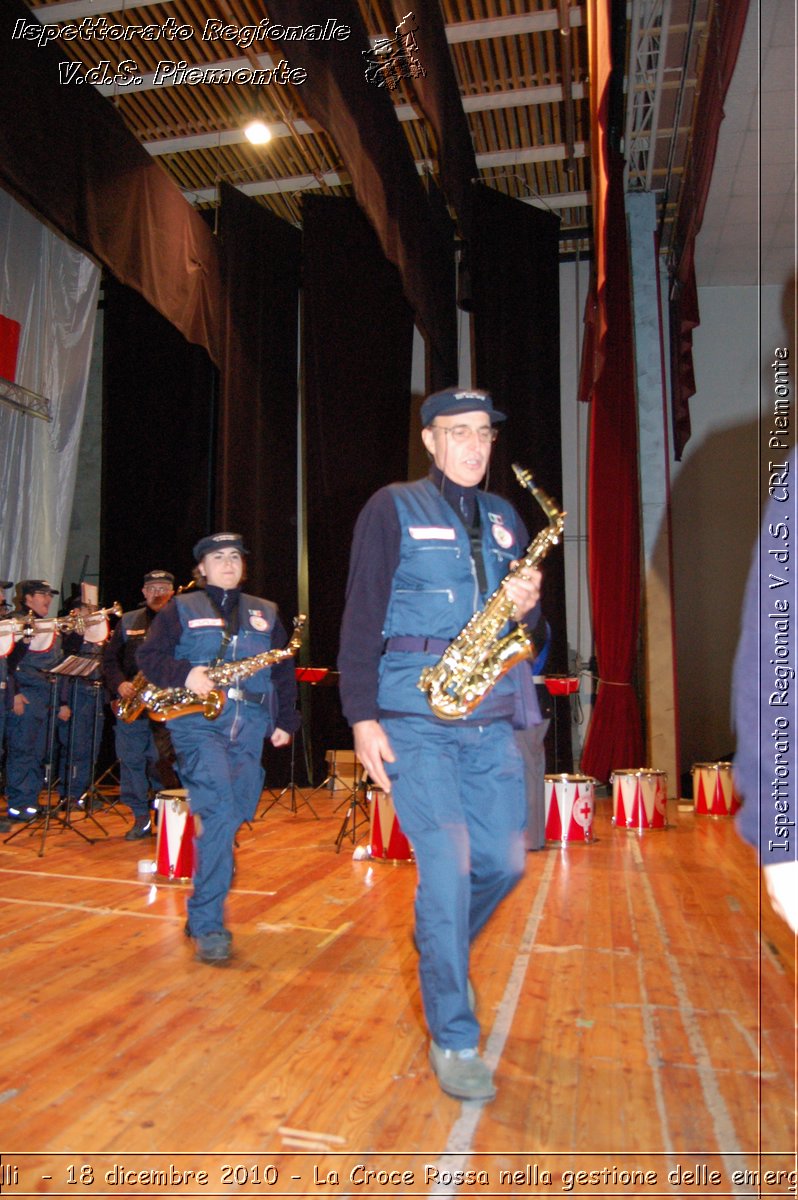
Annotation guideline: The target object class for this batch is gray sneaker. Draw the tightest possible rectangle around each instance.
[429,1042,496,1101]
[194,931,233,964]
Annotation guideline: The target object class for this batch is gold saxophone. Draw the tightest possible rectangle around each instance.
[130,614,307,723]
[417,465,565,720]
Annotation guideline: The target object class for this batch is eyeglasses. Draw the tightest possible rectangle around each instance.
[431,424,498,444]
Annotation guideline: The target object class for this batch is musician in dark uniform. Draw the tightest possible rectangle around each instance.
[338,387,543,1101]
[57,596,108,810]
[0,577,13,826]
[6,580,69,823]
[138,533,300,965]
[101,570,175,840]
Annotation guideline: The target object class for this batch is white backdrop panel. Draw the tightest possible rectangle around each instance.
[0,189,100,599]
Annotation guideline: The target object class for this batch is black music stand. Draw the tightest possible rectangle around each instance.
[66,672,112,836]
[334,765,370,853]
[259,667,339,820]
[259,724,318,819]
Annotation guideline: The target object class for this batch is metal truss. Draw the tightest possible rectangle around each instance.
[0,376,52,421]
[623,0,672,194]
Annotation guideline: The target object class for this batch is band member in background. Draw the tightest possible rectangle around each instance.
[338,387,542,1102]
[0,577,13,829]
[101,570,176,840]
[6,580,69,824]
[516,614,553,851]
[58,595,107,810]
[138,533,300,966]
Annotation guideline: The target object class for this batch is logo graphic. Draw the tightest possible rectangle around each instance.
[363,11,425,89]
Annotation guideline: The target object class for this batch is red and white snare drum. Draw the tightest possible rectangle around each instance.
[611,769,668,832]
[691,762,741,816]
[544,774,595,845]
[367,787,414,863]
[154,789,195,882]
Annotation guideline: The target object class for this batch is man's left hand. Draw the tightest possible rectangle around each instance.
[270,727,292,748]
[503,565,542,621]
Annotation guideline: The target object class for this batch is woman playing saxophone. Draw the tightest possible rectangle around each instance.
[137,532,300,965]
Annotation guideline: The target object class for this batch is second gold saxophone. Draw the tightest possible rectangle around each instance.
[417,465,565,720]
[129,615,307,723]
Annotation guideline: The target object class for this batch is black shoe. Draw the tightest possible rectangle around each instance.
[185,921,232,942]
[125,818,152,841]
[6,807,34,823]
[194,931,233,964]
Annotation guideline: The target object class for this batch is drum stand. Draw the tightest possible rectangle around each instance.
[259,726,318,820]
[334,766,370,853]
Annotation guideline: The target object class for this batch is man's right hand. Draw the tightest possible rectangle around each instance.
[12,693,28,717]
[186,665,213,698]
[118,680,136,700]
[353,719,396,793]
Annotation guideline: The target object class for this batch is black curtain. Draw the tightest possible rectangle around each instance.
[217,184,301,620]
[303,196,414,776]
[101,277,216,605]
[470,185,571,768]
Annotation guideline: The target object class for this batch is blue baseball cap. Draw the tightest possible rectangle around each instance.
[420,387,506,427]
[192,532,249,562]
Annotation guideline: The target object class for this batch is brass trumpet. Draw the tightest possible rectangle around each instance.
[9,601,123,642]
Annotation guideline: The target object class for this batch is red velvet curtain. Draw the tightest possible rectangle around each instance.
[577,0,644,779]
[579,155,644,781]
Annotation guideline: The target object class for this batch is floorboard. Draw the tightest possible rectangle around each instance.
[1,788,794,1198]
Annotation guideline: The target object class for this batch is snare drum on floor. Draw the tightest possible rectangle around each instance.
[692,762,741,816]
[154,789,195,882]
[367,787,414,863]
[544,774,596,845]
[610,769,668,832]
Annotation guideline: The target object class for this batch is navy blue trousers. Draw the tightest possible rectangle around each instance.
[58,682,105,803]
[382,715,526,1050]
[169,704,270,938]
[6,684,53,816]
[115,716,159,820]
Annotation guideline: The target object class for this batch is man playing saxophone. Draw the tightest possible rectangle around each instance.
[101,570,177,840]
[338,387,543,1102]
[137,533,300,965]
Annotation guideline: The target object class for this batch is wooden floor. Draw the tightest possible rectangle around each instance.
[1,784,795,1199]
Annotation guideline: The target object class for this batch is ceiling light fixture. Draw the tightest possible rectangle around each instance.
[244,120,272,146]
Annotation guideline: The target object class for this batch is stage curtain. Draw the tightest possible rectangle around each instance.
[101,278,216,603]
[303,196,414,768]
[0,0,221,364]
[265,0,456,386]
[390,1,478,246]
[669,0,750,458]
[217,184,301,621]
[580,151,644,781]
[578,0,612,404]
[470,183,571,764]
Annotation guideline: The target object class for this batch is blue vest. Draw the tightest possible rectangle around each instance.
[378,478,522,720]
[174,591,278,699]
